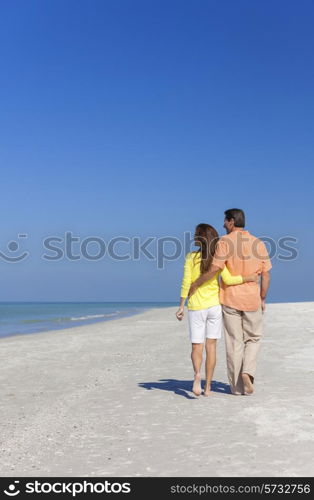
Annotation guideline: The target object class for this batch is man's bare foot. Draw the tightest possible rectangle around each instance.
[203,386,212,397]
[242,373,254,395]
[192,373,202,396]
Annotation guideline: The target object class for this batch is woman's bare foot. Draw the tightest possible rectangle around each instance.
[203,386,212,397]
[242,373,254,395]
[192,373,202,396]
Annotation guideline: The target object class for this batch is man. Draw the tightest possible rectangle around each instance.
[188,209,271,395]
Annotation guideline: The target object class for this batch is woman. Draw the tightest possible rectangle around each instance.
[176,223,258,397]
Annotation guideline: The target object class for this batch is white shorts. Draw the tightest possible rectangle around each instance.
[188,305,222,343]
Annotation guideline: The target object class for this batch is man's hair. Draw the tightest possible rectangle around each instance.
[224,208,245,228]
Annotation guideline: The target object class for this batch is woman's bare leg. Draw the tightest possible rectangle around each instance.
[204,339,217,396]
[191,343,203,396]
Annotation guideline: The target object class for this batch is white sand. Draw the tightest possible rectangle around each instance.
[0,302,314,477]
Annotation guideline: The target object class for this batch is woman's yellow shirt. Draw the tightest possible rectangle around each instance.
[180,251,243,310]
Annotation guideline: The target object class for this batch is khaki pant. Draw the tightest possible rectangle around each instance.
[222,305,263,395]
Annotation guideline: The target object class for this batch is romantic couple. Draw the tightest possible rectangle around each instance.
[176,208,272,397]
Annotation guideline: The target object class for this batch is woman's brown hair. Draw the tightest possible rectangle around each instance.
[193,223,219,274]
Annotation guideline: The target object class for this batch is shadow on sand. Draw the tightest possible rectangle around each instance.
[138,379,231,399]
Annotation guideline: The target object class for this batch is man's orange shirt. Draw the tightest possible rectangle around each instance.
[211,230,272,311]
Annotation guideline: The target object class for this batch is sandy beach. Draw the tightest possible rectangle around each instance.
[0,302,314,477]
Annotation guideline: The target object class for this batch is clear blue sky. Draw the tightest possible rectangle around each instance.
[0,0,313,302]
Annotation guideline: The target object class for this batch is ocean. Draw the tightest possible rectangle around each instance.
[0,302,177,339]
